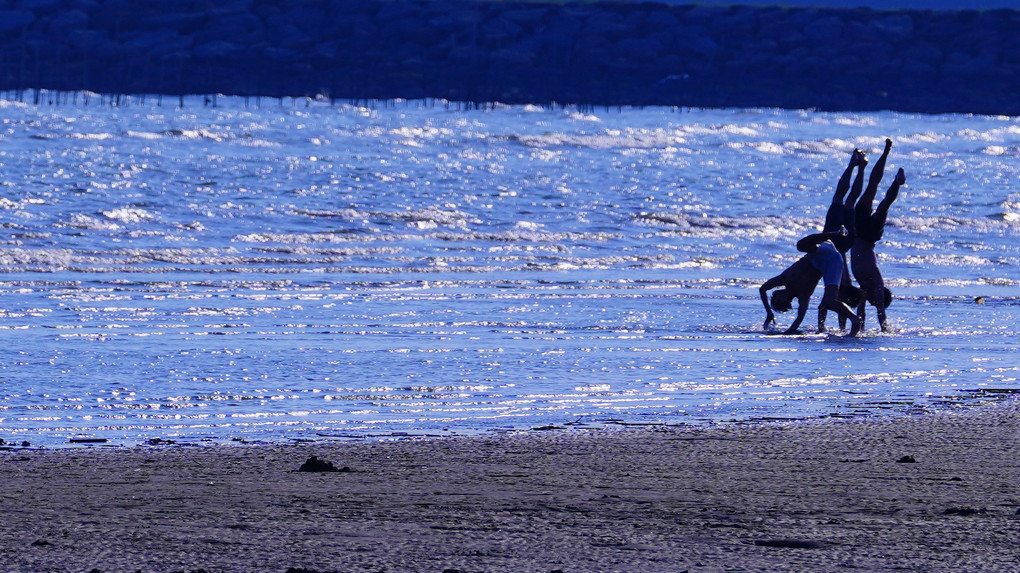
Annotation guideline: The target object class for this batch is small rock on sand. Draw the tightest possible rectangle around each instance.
[297,455,351,473]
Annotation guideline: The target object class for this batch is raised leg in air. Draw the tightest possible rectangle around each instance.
[844,149,869,211]
[824,151,860,233]
[865,138,893,203]
[855,138,892,218]
[873,168,905,223]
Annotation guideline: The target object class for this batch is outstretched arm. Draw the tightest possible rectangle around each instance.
[784,296,810,334]
[760,276,782,329]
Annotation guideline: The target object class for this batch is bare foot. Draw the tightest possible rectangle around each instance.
[884,138,893,151]
[850,149,867,167]
[894,167,905,185]
[856,149,868,167]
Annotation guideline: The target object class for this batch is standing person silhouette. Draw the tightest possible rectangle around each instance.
[850,138,904,331]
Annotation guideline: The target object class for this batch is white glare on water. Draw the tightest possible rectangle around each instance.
[0,96,1018,446]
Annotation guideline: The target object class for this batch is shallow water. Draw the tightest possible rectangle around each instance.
[0,95,1018,447]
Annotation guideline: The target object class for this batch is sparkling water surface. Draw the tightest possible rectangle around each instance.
[0,95,1018,447]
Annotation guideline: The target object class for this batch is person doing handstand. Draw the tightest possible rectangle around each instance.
[820,148,866,329]
[760,227,860,336]
[824,148,866,255]
[760,254,823,335]
[798,227,861,336]
[760,149,863,335]
[851,138,905,331]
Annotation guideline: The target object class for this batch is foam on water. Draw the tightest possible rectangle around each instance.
[0,95,1018,447]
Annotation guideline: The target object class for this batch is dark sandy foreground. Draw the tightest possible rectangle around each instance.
[2,406,1019,573]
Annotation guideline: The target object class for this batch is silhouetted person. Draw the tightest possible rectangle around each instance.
[761,227,860,336]
[761,151,865,335]
[823,149,867,328]
[798,227,861,336]
[760,254,822,335]
[824,149,866,254]
[851,139,904,331]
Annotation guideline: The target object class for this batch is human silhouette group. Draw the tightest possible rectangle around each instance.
[760,138,905,337]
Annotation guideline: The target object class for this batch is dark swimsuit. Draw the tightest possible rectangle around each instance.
[855,210,887,243]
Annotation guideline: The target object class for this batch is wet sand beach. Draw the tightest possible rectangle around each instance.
[1,405,1019,573]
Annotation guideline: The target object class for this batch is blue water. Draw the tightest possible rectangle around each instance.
[0,94,1018,447]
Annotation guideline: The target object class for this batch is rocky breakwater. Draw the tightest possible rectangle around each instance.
[0,0,1018,114]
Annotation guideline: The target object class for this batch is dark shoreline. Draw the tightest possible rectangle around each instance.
[1,0,1018,115]
[1,403,1018,572]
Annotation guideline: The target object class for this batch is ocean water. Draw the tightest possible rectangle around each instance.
[0,94,1018,447]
